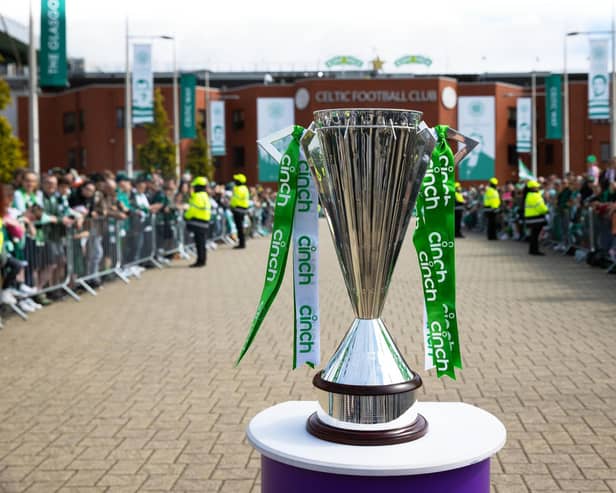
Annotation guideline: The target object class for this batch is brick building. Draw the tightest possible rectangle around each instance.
[10,71,610,185]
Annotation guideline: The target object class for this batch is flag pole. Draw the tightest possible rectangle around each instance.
[28,0,40,175]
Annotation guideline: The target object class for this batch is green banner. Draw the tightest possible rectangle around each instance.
[237,125,304,364]
[180,74,197,139]
[40,0,67,87]
[413,125,461,379]
[545,74,562,139]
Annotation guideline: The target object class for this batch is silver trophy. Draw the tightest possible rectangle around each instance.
[300,108,436,445]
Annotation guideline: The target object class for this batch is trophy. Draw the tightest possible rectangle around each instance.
[300,108,436,446]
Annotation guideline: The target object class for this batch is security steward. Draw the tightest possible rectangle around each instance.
[184,176,211,267]
[454,182,466,238]
[483,177,501,240]
[230,173,250,249]
[524,180,549,256]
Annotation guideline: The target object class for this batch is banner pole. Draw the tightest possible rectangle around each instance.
[28,0,40,175]
[125,18,133,178]
[531,70,537,177]
[563,35,570,177]
[172,39,180,178]
[205,70,212,170]
[611,6,616,159]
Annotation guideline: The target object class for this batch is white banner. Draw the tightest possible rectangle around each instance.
[293,148,320,368]
[516,98,532,153]
[132,44,154,124]
[209,100,226,156]
[457,96,495,181]
[589,38,610,120]
[257,98,295,182]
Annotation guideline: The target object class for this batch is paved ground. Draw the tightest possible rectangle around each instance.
[0,222,615,493]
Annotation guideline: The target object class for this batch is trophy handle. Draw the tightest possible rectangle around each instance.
[256,125,297,162]
[417,123,437,155]
[445,127,479,166]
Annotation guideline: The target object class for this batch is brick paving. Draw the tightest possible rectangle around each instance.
[0,222,615,493]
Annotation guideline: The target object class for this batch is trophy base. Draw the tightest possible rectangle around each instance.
[306,412,428,446]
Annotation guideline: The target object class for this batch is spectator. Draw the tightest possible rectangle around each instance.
[600,157,616,190]
[586,155,600,185]
[556,178,573,250]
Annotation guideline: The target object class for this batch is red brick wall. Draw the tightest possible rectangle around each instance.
[18,84,219,177]
[17,77,606,184]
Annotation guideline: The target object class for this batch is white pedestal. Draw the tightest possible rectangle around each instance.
[248,400,506,476]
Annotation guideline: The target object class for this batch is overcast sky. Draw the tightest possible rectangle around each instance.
[2,0,615,74]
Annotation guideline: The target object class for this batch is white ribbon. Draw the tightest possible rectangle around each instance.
[423,302,435,370]
[292,148,320,368]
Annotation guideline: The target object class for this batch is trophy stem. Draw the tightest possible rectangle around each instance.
[307,318,427,446]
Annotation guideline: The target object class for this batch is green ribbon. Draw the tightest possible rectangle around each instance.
[413,125,462,379]
[237,125,304,364]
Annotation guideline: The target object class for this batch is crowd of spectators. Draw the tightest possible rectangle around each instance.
[0,167,275,323]
[457,156,616,268]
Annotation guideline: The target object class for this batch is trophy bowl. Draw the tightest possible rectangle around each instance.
[301,108,436,446]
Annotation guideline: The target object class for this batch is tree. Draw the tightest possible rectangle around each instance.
[137,88,176,180]
[185,129,213,180]
[0,78,27,183]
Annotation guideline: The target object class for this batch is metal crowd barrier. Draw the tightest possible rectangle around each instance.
[23,226,80,303]
[74,217,129,295]
[3,207,271,321]
[539,204,615,272]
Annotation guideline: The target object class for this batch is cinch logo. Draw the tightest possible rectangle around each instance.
[296,160,313,213]
[428,232,453,283]
[297,235,316,285]
[298,305,317,353]
[277,153,293,207]
[423,164,440,210]
[436,154,454,205]
[418,250,436,302]
[266,229,285,282]
[429,320,450,372]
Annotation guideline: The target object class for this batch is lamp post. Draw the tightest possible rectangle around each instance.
[124,30,178,178]
[563,28,615,177]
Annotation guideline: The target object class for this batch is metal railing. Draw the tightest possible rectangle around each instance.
[543,204,615,272]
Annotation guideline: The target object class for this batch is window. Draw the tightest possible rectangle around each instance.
[116,107,124,128]
[507,107,516,129]
[507,145,517,166]
[197,109,206,130]
[63,112,77,134]
[232,146,245,167]
[545,143,554,166]
[67,147,86,169]
[79,110,85,130]
[600,142,610,163]
[67,148,77,168]
[80,148,87,169]
[232,109,245,130]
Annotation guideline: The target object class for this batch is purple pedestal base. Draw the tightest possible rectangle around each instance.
[261,456,491,493]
